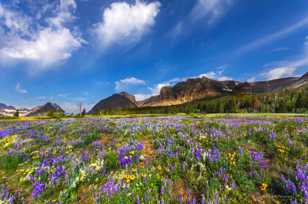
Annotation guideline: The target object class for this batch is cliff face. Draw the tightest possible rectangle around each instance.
[138,73,308,107]
[139,77,239,107]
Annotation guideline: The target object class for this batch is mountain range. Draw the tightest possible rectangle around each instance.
[0,102,64,117]
[88,72,308,114]
[1,73,307,116]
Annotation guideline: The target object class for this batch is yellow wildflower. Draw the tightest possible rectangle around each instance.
[259,183,268,191]
[227,152,236,166]
[123,174,136,183]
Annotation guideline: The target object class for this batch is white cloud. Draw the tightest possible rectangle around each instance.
[262,57,308,80]
[247,77,256,82]
[48,0,77,28]
[191,0,234,24]
[150,82,172,95]
[115,77,146,91]
[134,82,172,101]
[199,66,232,80]
[263,67,297,80]
[134,94,152,101]
[0,0,83,68]
[15,82,28,94]
[199,71,232,80]
[262,36,308,80]
[0,28,82,67]
[0,4,31,35]
[94,0,160,47]
[236,17,308,55]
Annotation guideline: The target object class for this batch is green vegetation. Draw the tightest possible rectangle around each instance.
[97,86,308,115]
[0,116,308,203]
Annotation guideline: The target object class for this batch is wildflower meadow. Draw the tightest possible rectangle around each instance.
[0,115,307,203]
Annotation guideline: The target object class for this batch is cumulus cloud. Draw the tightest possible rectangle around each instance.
[115,77,146,91]
[0,0,83,68]
[15,82,28,94]
[191,0,234,24]
[94,0,160,47]
[1,28,82,67]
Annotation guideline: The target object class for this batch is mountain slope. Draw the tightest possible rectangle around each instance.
[139,73,308,107]
[27,102,65,116]
[89,92,137,114]
[139,78,238,107]
[0,103,15,110]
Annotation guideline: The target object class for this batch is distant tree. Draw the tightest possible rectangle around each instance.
[14,110,19,118]
[81,108,86,117]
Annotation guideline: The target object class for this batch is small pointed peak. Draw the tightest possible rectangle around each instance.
[301,72,308,78]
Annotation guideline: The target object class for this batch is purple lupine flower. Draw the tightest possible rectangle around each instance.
[249,151,263,161]
[32,182,45,198]
[117,143,142,168]
[259,159,269,169]
[239,147,244,156]
[296,163,308,197]
[296,164,307,181]
[248,128,253,136]
[269,131,276,140]
[119,155,133,168]
[136,143,143,151]
[0,129,13,138]
[51,166,65,183]
[201,196,205,204]
[179,194,183,204]
[281,175,297,194]
[136,195,140,204]
[35,167,45,176]
[8,193,15,204]
[208,146,220,162]
[81,151,90,162]
[101,179,120,197]
[38,135,49,141]
[7,149,14,156]
[193,147,202,161]
[209,128,224,138]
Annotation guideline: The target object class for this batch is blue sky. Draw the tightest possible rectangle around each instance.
[0,0,308,112]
